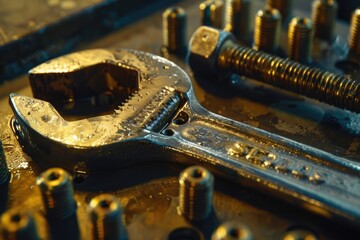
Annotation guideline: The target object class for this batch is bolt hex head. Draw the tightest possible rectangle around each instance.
[188,26,236,76]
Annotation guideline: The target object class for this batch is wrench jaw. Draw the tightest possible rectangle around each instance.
[9,48,193,170]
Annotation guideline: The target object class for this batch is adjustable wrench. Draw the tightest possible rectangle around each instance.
[9,49,360,225]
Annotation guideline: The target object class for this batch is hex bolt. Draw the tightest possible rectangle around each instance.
[224,0,251,43]
[200,0,224,29]
[189,26,360,113]
[253,7,281,53]
[0,209,39,240]
[0,141,10,185]
[288,17,314,64]
[178,165,214,221]
[282,228,318,240]
[89,194,126,240]
[162,7,187,53]
[211,222,253,240]
[311,0,338,42]
[349,8,360,56]
[36,168,77,220]
[266,0,293,23]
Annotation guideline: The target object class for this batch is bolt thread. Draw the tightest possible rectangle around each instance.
[266,0,293,21]
[36,168,77,220]
[225,0,251,42]
[311,0,338,41]
[200,0,224,29]
[218,42,360,112]
[162,7,187,52]
[254,7,281,53]
[0,141,10,185]
[288,17,314,64]
[0,209,39,240]
[349,8,360,56]
[90,194,126,240]
[179,166,214,221]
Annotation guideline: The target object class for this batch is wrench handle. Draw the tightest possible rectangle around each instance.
[163,101,360,224]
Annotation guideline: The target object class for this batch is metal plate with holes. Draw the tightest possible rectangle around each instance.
[0,0,360,239]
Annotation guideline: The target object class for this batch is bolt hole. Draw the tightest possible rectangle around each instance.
[229,228,245,238]
[191,169,204,179]
[73,175,85,184]
[99,200,112,209]
[10,214,22,223]
[48,172,60,181]
[168,227,202,240]
[173,111,189,125]
[162,129,175,136]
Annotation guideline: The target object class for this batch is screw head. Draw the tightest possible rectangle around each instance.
[188,26,236,76]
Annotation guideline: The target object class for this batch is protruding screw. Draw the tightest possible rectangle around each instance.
[200,0,224,29]
[266,0,293,23]
[288,17,314,64]
[0,141,10,185]
[178,165,214,221]
[311,0,338,42]
[253,7,281,53]
[162,7,187,53]
[189,26,360,113]
[89,194,126,240]
[36,168,77,220]
[0,209,39,240]
[349,8,360,56]
[211,222,253,240]
[224,0,251,43]
[283,228,318,240]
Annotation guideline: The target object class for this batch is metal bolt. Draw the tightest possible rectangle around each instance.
[188,26,360,113]
[162,7,187,53]
[36,168,77,220]
[178,165,214,221]
[288,17,314,64]
[253,7,281,53]
[311,0,338,42]
[224,0,251,43]
[349,8,360,56]
[266,0,294,22]
[283,228,318,240]
[211,222,253,240]
[0,209,39,240]
[89,194,126,240]
[200,0,224,29]
[0,141,10,185]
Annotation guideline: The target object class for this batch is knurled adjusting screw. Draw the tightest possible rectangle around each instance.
[178,165,214,221]
[36,168,77,220]
[189,26,360,113]
[0,141,10,186]
[224,0,251,43]
[311,0,338,42]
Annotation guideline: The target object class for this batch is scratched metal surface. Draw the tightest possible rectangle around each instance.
[0,0,360,239]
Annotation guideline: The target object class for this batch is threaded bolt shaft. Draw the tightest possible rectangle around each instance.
[288,17,314,64]
[179,165,214,221]
[349,8,360,56]
[0,209,39,240]
[0,141,10,185]
[216,37,360,113]
[311,0,338,42]
[266,0,293,22]
[162,7,187,53]
[254,7,281,53]
[200,0,224,29]
[89,194,126,240]
[225,0,251,42]
[211,222,253,240]
[36,168,77,220]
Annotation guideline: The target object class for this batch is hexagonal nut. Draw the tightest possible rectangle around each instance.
[188,26,236,76]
